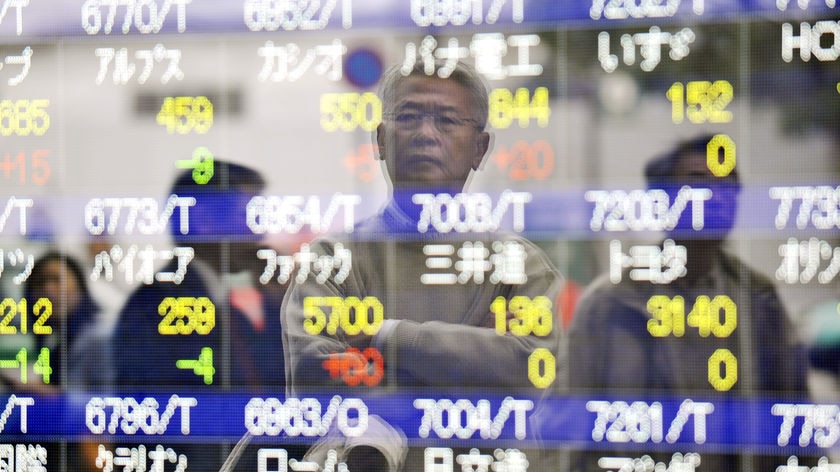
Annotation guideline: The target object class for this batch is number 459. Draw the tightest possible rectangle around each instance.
[156,96,213,134]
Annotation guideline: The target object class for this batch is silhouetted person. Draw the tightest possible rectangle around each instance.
[111,160,286,470]
[568,135,807,472]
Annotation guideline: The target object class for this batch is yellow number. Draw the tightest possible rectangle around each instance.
[340,296,365,335]
[357,297,384,336]
[646,295,685,337]
[669,81,733,124]
[0,298,18,334]
[489,88,513,128]
[647,295,671,337]
[324,298,345,335]
[340,297,385,335]
[519,87,550,127]
[685,81,709,123]
[705,81,734,123]
[17,299,27,334]
[0,101,12,136]
[302,297,345,335]
[709,295,737,338]
[303,297,329,335]
[708,348,737,391]
[0,100,51,136]
[357,93,382,132]
[706,134,736,177]
[174,96,195,134]
[158,298,180,335]
[686,80,733,124]
[0,298,52,335]
[157,97,175,132]
[157,96,214,134]
[320,93,340,132]
[192,96,214,134]
[176,296,194,335]
[32,298,52,335]
[489,87,550,129]
[508,296,533,336]
[303,296,384,336]
[686,295,711,337]
[491,296,508,335]
[320,93,382,132]
[666,82,685,124]
[531,296,553,336]
[528,348,556,389]
[649,295,736,339]
[193,297,216,335]
[491,296,554,336]
[687,295,736,338]
[158,297,215,335]
[30,100,50,135]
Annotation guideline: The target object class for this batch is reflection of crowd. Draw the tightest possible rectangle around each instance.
[0,61,565,472]
[0,90,828,472]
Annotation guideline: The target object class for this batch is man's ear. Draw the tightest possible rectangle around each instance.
[472,131,492,170]
[375,123,386,161]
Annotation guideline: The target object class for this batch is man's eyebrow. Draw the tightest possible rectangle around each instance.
[394,100,459,113]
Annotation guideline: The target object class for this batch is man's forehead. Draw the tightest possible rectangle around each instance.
[393,76,471,108]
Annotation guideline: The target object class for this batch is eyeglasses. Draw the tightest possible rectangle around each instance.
[384,111,481,133]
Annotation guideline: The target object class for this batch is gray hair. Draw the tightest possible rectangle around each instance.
[378,60,489,130]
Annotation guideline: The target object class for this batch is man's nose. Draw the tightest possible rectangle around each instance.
[410,115,444,148]
[418,113,441,134]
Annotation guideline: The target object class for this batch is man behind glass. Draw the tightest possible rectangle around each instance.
[281,61,565,472]
[568,135,807,472]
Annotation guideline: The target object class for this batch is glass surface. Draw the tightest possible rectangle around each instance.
[0,2,838,471]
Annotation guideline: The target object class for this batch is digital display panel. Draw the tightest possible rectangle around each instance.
[1,1,839,471]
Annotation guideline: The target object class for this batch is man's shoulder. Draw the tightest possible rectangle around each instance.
[719,251,778,292]
[119,267,209,315]
[571,273,651,324]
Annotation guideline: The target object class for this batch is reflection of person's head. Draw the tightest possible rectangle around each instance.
[645,135,741,239]
[376,61,491,195]
[170,160,265,273]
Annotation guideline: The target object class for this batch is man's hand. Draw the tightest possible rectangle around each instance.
[342,332,374,350]
[483,308,515,331]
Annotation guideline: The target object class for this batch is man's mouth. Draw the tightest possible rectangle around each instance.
[401,154,443,172]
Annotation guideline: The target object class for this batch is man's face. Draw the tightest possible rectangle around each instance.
[669,151,740,237]
[376,76,490,191]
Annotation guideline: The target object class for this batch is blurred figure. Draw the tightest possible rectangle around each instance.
[111,160,287,470]
[1,250,109,392]
[281,61,564,472]
[112,160,284,389]
[2,251,113,470]
[568,135,807,471]
[24,250,112,388]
